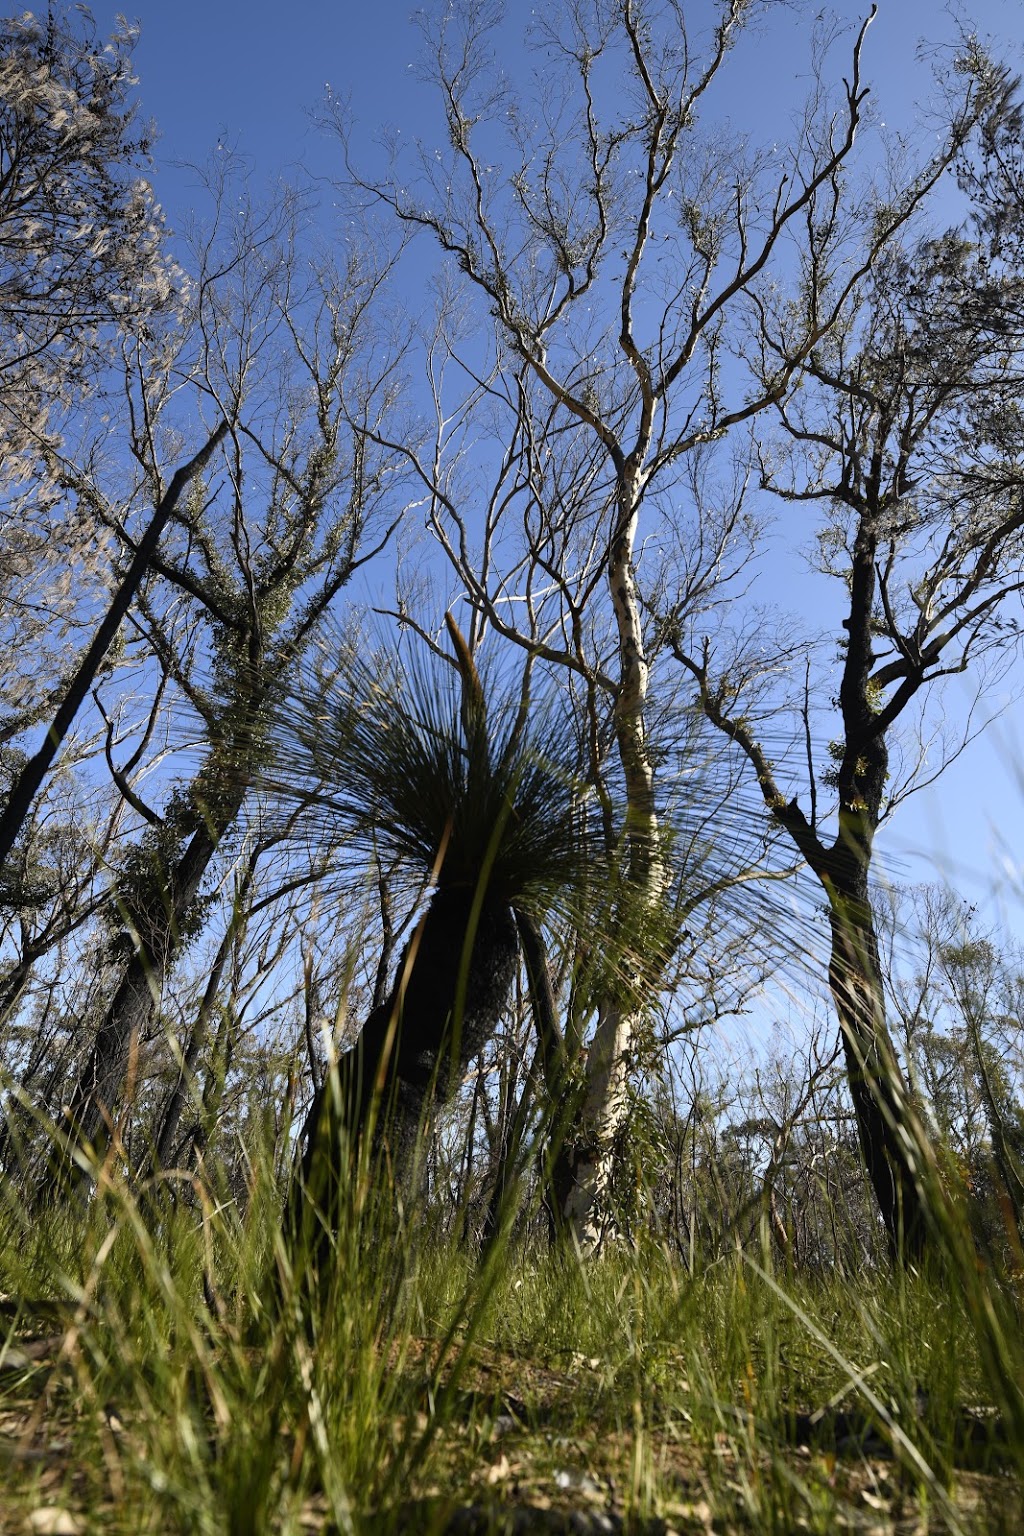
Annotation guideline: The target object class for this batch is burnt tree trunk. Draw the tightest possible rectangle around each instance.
[826,864,929,1262]
[43,759,252,1203]
[680,472,938,1264]
[480,910,564,1248]
[54,813,239,1190]
[287,888,519,1290]
[0,424,228,874]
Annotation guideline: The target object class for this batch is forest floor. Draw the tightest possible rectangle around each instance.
[0,1220,1022,1536]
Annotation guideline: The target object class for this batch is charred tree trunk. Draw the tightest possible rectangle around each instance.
[145,918,234,1179]
[286,888,519,1292]
[56,824,224,1183]
[479,910,563,1248]
[46,776,249,1201]
[678,452,942,1263]
[819,490,933,1263]
[826,866,929,1262]
[0,424,228,874]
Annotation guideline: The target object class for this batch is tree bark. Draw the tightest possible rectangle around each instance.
[0,422,227,873]
[558,479,666,1249]
[285,889,519,1295]
[826,869,929,1262]
[146,914,235,1178]
[480,910,562,1248]
[676,632,936,1263]
[47,779,247,1199]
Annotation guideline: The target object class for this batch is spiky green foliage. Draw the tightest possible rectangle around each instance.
[262,629,594,920]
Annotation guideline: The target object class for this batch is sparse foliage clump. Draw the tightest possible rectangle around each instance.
[0,9,176,466]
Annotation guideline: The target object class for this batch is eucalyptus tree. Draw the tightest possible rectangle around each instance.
[934,916,1024,1254]
[0,7,184,870]
[43,188,411,1191]
[670,200,1024,1257]
[339,0,1000,1244]
[0,7,173,466]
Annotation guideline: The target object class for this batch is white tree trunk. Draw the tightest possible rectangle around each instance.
[561,997,634,1248]
[563,478,664,1248]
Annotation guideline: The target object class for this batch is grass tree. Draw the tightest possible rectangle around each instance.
[263,616,596,1292]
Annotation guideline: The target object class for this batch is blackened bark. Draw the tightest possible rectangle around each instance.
[146,917,234,1178]
[676,486,936,1262]
[480,911,564,1248]
[48,788,246,1199]
[826,869,929,1262]
[0,423,228,873]
[823,485,931,1261]
[287,889,519,1292]
[516,910,565,1089]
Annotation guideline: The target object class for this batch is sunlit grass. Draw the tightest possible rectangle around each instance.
[1,1133,1021,1535]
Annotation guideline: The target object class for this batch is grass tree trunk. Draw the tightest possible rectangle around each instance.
[266,619,586,1312]
[287,888,519,1292]
[480,910,563,1248]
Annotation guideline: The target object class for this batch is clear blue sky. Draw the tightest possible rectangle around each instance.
[78,0,1024,937]
[117,2,1024,177]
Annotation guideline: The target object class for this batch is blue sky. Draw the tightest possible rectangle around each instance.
[77,0,1024,939]
[119,1,1024,180]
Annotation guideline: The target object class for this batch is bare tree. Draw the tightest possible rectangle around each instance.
[884,886,1024,1257]
[0,423,227,872]
[0,8,185,867]
[40,184,410,1189]
[338,0,997,1245]
[670,167,1024,1257]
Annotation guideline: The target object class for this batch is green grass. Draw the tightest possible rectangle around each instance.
[1,1145,1022,1535]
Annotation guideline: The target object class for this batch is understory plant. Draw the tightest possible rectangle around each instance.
[261,619,601,1308]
